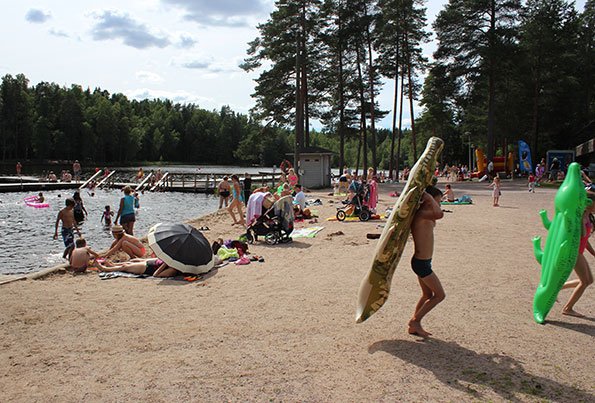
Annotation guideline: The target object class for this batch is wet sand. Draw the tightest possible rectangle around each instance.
[0,179,593,402]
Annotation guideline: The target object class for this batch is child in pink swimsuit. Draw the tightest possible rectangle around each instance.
[561,193,595,317]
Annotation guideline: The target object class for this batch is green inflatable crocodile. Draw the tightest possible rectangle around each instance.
[532,162,590,324]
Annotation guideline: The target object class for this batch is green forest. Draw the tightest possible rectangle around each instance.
[1,0,593,175]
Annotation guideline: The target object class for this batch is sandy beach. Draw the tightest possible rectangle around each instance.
[0,179,593,402]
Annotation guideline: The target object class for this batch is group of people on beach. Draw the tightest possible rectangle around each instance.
[216,167,313,227]
[42,155,594,339]
[336,166,379,214]
[52,184,145,272]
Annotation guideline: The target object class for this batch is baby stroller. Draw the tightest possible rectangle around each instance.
[336,181,371,221]
[246,195,294,245]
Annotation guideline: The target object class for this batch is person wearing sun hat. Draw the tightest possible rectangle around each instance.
[101,224,145,259]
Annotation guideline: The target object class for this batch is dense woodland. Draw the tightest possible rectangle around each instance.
[1,0,593,176]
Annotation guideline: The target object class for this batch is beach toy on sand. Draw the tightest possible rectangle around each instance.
[532,162,589,324]
[24,196,49,208]
[356,137,444,323]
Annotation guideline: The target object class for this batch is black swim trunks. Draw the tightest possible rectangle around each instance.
[219,190,230,198]
[120,213,136,224]
[411,257,433,278]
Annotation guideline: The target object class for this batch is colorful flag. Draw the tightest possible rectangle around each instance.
[518,140,533,173]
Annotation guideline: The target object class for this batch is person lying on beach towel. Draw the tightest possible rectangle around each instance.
[97,258,171,276]
[96,258,179,277]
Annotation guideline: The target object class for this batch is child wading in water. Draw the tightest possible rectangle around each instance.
[560,192,595,317]
[488,176,501,206]
[101,205,114,226]
[408,186,445,337]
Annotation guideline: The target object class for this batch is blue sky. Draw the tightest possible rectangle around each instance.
[0,0,587,130]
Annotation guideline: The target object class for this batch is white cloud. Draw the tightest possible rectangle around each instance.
[171,54,240,73]
[161,0,268,27]
[89,10,171,49]
[135,70,164,83]
[125,88,215,107]
[48,28,70,38]
[26,9,51,24]
[176,33,196,48]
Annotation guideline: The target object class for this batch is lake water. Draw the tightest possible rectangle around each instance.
[0,189,219,275]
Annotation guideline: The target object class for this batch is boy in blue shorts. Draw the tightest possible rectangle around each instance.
[53,198,80,259]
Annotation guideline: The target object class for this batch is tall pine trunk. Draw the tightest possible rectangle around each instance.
[365,5,377,173]
[531,75,540,159]
[301,1,309,147]
[396,67,406,181]
[389,31,401,180]
[486,0,496,161]
[389,66,399,180]
[405,32,417,160]
[356,43,368,176]
[294,36,303,170]
[338,35,345,174]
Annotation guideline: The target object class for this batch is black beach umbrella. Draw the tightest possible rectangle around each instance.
[147,223,214,274]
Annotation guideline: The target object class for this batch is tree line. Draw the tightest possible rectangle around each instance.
[244,0,594,176]
[1,0,593,175]
[0,75,294,166]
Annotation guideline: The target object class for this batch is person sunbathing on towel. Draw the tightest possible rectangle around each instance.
[96,258,179,277]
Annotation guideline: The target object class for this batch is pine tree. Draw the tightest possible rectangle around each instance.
[434,0,521,161]
[520,0,581,157]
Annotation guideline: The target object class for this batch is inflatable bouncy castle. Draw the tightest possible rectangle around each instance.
[472,148,515,178]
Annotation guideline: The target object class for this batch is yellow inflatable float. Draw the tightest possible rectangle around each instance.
[356,137,444,323]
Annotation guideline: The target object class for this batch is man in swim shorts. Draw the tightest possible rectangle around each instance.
[408,186,445,337]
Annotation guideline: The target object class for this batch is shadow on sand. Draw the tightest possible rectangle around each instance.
[368,338,593,402]
[546,319,595,337]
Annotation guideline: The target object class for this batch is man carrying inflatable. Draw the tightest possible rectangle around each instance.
[408,186,446,337]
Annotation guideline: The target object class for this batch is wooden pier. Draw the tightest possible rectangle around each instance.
[0,171,282,193]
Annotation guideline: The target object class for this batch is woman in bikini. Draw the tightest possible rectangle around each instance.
[227,175,245,226]
[287,168,299,190]
[102,225,146,259]
[561,192,595,317]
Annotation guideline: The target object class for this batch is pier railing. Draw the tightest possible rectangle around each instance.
[148,171,282,193]
[0,170,283,194]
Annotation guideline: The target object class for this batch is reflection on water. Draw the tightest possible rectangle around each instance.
[0,189,219,275]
